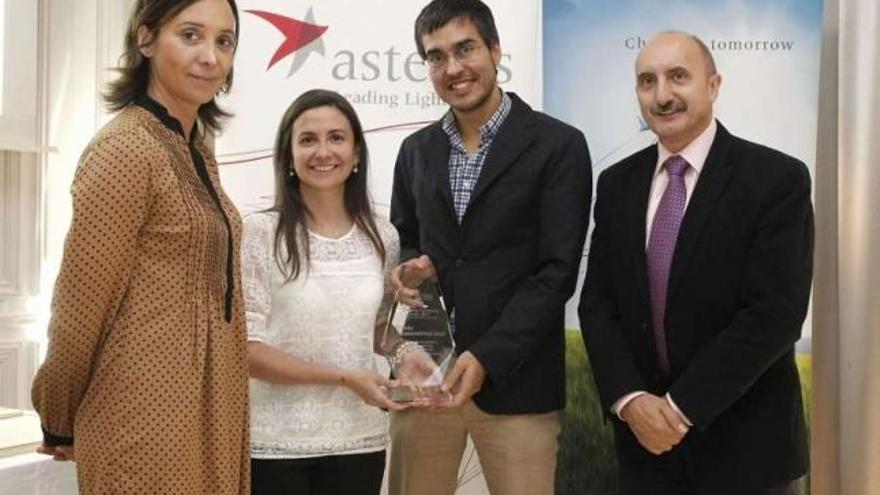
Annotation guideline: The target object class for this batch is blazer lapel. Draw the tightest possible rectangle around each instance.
[629,149,657,322]
[424,122,457,224]
[468,94,536,206]
[667,122,735,299]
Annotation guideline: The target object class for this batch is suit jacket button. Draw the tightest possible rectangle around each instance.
[455,258,464,267]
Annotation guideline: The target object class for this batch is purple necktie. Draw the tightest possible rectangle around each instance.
[646,155,690,374]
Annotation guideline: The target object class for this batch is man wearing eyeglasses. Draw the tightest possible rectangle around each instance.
[388,1,592,494]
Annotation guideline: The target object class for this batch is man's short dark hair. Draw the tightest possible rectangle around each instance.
[414,0,500,59]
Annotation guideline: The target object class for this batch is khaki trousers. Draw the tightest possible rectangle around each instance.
[389,401,561,495]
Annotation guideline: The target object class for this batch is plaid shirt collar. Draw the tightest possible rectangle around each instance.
[441,91,512,152]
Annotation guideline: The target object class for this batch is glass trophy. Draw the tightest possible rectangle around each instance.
[383,282,456,403]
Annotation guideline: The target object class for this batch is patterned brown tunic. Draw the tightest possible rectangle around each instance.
[31,98,250,494]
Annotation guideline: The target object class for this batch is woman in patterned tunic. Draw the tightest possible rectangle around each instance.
[30,0,249,493]
[241,90,406,494]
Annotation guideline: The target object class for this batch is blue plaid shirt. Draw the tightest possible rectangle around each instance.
[442,91,512,224]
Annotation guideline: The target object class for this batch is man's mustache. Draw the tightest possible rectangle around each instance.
[651,101,686,116]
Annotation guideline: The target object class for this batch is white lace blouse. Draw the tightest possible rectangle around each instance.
[241,211,399,459]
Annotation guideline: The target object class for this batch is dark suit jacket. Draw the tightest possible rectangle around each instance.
[579,122,812,491]
[391,93,592,414]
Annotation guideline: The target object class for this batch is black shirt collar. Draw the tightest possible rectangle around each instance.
[134,94,198,143]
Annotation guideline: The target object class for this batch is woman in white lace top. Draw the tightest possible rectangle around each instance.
[241,90,404,494]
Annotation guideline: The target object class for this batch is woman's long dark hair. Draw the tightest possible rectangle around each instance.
[271,89,386,281]
[104,0,240,131]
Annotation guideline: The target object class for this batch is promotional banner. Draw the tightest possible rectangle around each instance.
[216,0,540,218]
[544,0,824,341]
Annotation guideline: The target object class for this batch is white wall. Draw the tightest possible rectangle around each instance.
[0,0,135,410]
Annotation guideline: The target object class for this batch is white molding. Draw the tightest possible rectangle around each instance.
[0,322,40,410]
[22,340,40,410]
[0,152,17,297]
[0,343,20,408]
[95,0,110,129]
[0,142,41,314]
[0,1,47,303]
[0,0,49,411]
[95,0,136,128]
[0,1,48,307]
[0,0,40,151]
[0,152,38,302]
[35,0,50,293]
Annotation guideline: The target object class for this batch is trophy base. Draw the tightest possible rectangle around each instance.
[388,385,452,404]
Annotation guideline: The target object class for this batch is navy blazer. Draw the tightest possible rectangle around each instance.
[391,93,592,414]
[579,122,812,491]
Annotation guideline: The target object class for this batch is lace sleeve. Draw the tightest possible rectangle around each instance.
[241,213,275,343]
[374,219,401,357]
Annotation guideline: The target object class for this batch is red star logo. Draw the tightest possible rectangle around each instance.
[246,9,329,70]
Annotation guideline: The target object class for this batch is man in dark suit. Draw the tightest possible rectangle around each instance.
[387,1,591,493]
[579,31,812,494]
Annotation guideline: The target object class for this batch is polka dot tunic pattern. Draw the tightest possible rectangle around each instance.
[31,102,250,494]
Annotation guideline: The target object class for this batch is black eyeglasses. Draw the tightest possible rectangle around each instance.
[424,42,485,70]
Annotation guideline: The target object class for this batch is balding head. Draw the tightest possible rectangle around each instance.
[634,31,722,152]
[647,31,716,75]
[636,30,718,75]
